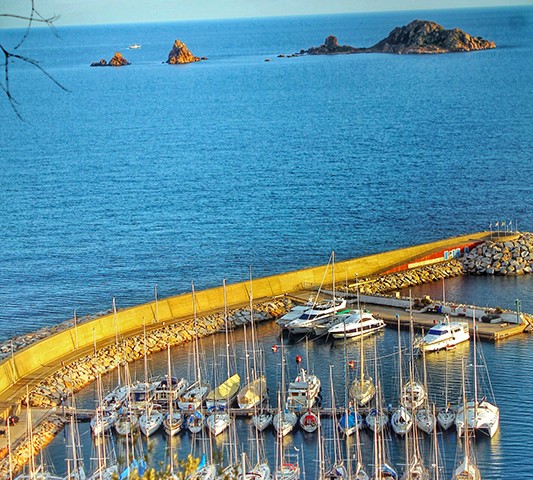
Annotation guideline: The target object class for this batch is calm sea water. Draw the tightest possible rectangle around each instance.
[1,6,532,479]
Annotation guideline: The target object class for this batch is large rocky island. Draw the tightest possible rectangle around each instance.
[304,19,495,55]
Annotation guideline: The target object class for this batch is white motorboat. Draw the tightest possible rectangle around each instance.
[152,376,189,407]
[128,381,157,413]
[327,311,385,339]
[277,304,312,329]
[285,368,321,412]
[285,298,347,334]
[418,318,470,353]
[128,44,141,49]
[139,405,164,436]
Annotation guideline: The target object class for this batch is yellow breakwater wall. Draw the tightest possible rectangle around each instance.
[0,231,491,401]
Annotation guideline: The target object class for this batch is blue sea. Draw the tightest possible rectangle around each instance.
[1,6,532,479]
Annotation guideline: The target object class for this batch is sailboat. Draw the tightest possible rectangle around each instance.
[274,396,301,480]
[63,393,86,480]
[349,280,376,408]
[402,297,426,411]
[452,359,482,480]
[415,348,435,436]
[437,349,455,431]
[163,346,184,436]
[207,279,239,436]
[391,314,413,436]
[179,282,210,415]
[273,341,298,437]
[238,268,269,412]
[455,310,499,438]
[365,343,388,433]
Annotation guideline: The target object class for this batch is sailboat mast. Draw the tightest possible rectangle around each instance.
[473,309,478,408]
[167,344,174,475]
[250,266,258,380]
[223,279,231,381]
[192,281,202,386]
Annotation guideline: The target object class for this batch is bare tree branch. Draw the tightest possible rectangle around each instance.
[1,0,65,119]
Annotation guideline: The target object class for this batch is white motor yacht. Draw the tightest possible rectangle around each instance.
[418,318,470,353]
[285,298,347,335]
[285,368,321,412]
[327,311,385,339]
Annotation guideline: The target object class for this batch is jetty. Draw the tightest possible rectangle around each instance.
[0,230,530,477]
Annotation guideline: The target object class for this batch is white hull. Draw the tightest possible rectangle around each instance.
[206,411,230,436]
[391,406,413,435]
[415,408,436,435]
[187,411,205,433]
[178,384,209,411]
[402,381,426,410]
[420,321,470,353]
[90,411,117,436]
[437,407,455,430]
[350,378,375,407]
[252,412,273,431]
[273,411,297,437]
[114,413,138,436]
[139,409,164,436]
[365,409,388,432]
[455,400,499,438]
[163,411,184,436]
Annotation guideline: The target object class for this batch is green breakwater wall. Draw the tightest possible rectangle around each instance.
[0,231,492,408]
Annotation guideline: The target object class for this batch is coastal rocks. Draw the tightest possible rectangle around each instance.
[306,35,363,55]
[339,260,465,296]
[369,20,496,54]
[26,298,292,409]
[461,233,533,276]
[90,52,130,67]
[166,39,202,64]
[301,20,495,56]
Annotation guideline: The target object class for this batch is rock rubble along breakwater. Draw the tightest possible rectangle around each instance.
[0,414,64,477]
[461,232,533,275]
[27,298,291,409]
[339,259,464,296]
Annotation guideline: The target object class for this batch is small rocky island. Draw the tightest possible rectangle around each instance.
[303,19,495,55]
[166,39,206,64]
[90,52,130,67]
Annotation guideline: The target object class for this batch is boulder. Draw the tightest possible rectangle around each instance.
[166,39,201,64]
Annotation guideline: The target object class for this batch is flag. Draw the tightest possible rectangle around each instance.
[489,222,492,229]
[502,221,506,226]
[495,221,499,227]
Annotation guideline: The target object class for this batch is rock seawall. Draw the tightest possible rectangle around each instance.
[339,260,464,296]
[461,233,533,275]
[26,298,291,409]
